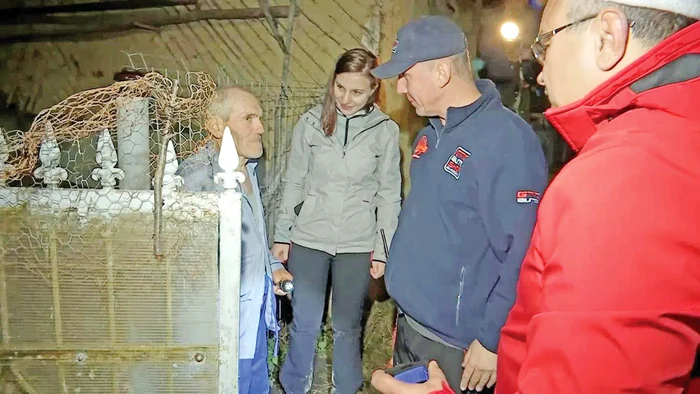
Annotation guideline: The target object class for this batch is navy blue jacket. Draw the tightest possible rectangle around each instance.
[385,79,547,352]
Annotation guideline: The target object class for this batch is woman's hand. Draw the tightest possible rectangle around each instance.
[271,243,290,262]
[370,260,386,279]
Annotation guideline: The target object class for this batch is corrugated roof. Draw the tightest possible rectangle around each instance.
[0,0,379,114]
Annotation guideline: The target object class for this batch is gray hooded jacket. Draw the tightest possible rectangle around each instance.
[274,104,401,262]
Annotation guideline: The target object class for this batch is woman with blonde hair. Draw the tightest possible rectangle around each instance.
[272,48,401,394]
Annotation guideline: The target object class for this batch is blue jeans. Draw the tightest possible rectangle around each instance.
[279,244,371,394]
[239,282,271,394]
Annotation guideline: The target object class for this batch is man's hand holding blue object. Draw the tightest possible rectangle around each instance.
[371,361,456,394]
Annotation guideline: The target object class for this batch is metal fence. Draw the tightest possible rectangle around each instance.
[122,51,326,240]
[0,50,324,392]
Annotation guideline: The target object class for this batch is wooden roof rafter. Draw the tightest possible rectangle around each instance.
[0,1,298,44]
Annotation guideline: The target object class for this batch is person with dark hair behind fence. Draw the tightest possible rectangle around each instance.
[272,48,402,394]
[176,86,294,394]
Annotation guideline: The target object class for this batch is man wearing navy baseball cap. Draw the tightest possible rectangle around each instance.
[371,15,547,394]
[373,1,700,394]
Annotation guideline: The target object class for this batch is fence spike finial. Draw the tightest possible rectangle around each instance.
[34,121,67,188]
[91,129,125,188]
[215,126,245,190]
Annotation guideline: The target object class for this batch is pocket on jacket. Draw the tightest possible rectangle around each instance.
[294,194,317,228]
[293,201,304,216]
[361,191,377,227]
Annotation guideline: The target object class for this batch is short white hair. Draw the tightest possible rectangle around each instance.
[567,0,698,47]
[208,85,254,121]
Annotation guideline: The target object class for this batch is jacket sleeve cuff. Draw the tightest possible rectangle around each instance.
[270,261,285,272]
[429,381,456,394]
[371,259,386,264]
[477,324,500,353]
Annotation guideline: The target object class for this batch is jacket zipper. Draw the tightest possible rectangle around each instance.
[308,111,389,156]
[435,127,443,148]
[347,119,389,149]
[342,118,389,157]
[343,117,350,157]
[455,266,466,326]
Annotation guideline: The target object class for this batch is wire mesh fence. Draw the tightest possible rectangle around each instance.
[0,51,324,393]
[122,51,325,239]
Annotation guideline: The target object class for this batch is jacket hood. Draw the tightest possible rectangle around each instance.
[546,22,700,152]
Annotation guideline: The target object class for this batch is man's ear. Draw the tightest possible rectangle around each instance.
[206,115,225,139]
[595,8,631,71]
[435,60,451,88]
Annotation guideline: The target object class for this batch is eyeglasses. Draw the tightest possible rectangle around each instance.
[531,16,595,65]
[531,16,636,65]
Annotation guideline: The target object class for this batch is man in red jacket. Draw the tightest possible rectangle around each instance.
[371,0,700,393]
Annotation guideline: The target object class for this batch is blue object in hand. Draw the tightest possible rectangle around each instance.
[385,362,429,384]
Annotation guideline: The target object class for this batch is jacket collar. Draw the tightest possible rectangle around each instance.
[304,104,389,132]
[546,22,700,152]
[428,79,502,132]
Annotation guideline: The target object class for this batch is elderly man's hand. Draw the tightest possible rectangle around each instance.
[461,339,497,392]
[271,268,293,296]
[371,361,455,394]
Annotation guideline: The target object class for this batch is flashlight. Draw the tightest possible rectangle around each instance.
[279,279,294,293]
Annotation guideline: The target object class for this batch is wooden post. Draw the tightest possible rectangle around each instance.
[378,0,431,198]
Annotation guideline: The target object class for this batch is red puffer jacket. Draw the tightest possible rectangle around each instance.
[497,22,700,394]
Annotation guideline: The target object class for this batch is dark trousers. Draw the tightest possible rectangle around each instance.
[393,315,495,394]
[279,244,371,394]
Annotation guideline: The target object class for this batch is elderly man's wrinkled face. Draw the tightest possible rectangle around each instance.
[226,91,264,160]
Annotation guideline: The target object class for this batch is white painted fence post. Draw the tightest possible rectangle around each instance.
[214,126,245,394]
[116,96,151,190]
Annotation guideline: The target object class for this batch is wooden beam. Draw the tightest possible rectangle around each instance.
[0,6,297,44]
[259,0,287,54]
[0,0,197,14]
[0,6,293,26]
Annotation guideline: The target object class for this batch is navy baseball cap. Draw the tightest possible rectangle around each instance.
[371,15,467,79]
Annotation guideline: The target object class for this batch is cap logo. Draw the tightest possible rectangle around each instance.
[392,38,399,54]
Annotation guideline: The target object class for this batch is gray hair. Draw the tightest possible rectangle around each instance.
[449,51,473,80]
[567,0,698,47]
[208,85,254,121]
